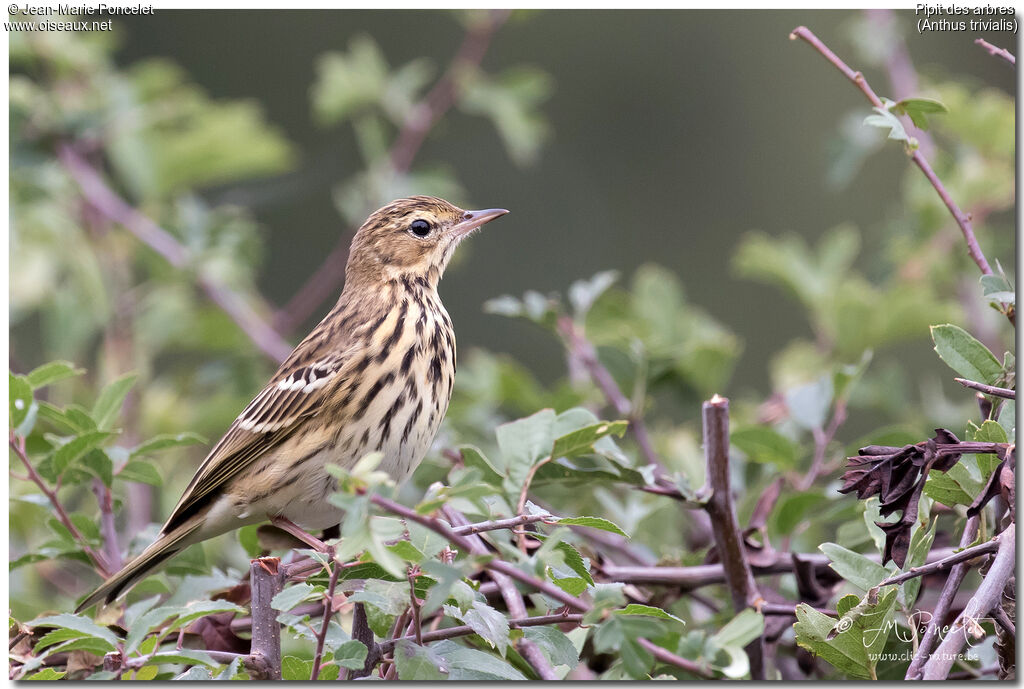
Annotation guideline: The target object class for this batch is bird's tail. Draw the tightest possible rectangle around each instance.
[75,525,197,613]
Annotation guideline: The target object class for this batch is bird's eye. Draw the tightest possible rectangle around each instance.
[409,219,432,238]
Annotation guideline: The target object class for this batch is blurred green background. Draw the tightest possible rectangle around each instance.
[109,9,1014,391]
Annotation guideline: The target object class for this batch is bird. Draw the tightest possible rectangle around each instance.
[77,196,508,611]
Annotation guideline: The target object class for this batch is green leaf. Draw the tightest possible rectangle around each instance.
[930,324,1003,385]
[731,426,800,468]
[551,420,628,459]
[819,543,892,591]
[893,97,948,130]
[495,408,556,474]
[433,640,529,680]
[10,373,33,432]
[445,600,510,657]
[523,626,579,669]
[393,640,449,680]
[25,361,85,390]
[332,640,369,670]
[864,103,909,142]
[551,541,594,585]
[118,461,163,486]
[550,575,589,597]
[27,613,121,649]
[52,431,115,476]
[282,656,312,681]
[80,450,113,487]
[130,432,205,458]
[554,515,629,538]
[141,650,220,669]
[615,603,684,625]
[25,668,67,680]
[458,445,503,485]
[712,608,764,648]
[271,583,318,612]
[92,373,138,430]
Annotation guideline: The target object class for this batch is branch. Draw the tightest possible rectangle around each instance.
[556,315,667,474]
[377,613,584,656]
[310,553,341,680]
[600,546,958,589]
[799,399,847,490]
[248,557,284,680]
[906,514,979,678]
[789,27,1004,302]
[922,523,1015,679]
[636,637,715,678]
[56,143,292,363]
[443,506,558,680]
[92,479,122,572]
[370,493,587,612]
[9,432,112,578]
[975,38,1016,65]
[955,377,1016,400]
[700,395,766,678]
[273,10,510,334]
[451,513,555,536]
[872,533,1000,590]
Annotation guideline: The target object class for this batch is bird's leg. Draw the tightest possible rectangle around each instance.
[269,515,329,552]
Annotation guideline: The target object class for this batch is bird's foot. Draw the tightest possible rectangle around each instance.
[269,515,329,553]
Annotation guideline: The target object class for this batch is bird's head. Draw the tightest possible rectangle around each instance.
[344,196,508,289]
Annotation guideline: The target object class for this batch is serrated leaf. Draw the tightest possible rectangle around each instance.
[615,603,684,624]
[117,461,163,486]
[52,431,114,476]
[130,433,205,458]
[931,324,1003,385]
[25,668,67,680]
[282,656,312,681]
[393,640,449,680]
[551,420,628,459]
[432,639,528,680]
[332,640,369,670]
[523,626,579,669]
[552,541,594,585]
[25,361,85,390]
[92,373,138,430]
[893,97,948,130]
[554,516,629,538]
[449,601,510,656]
[711,608,763,648]
[271,583,318,612]
[27,613,121,649]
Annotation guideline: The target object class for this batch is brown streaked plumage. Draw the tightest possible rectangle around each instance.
[77,196,508,611]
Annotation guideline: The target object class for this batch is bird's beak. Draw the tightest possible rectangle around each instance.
[452,208,509,239]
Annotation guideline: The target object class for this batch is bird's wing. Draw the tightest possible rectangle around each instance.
[161,354,348,532]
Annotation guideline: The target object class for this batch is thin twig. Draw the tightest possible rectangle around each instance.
[955,377,1016,400]
[790,26,1008,323]
[906,514,980,679]
[800,399,847,490]
[310,553,341,680]
[92,479,122,571]
[370,493,588,612]
[872,534,1000,590]
[556,315,667,474]
[273,10,510,334]
[975,38,1016,65]
[636,637,715,678]
[407,566,424,646]
[377,613,585,655]
[700,395,766,678]
[443,506,558,680]
[922,523,1015,679]
[515,457,552,551]
[56,143,292,363]
[452,513,555,536]
[9,432,112,578]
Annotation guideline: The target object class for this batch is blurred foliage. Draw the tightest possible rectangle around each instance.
[8,12,1016,682]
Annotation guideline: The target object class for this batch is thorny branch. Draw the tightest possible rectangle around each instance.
[310,553,341,680]
[955,377,1016,400]
[789,26,1013,326]
[871,533,1001,590]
